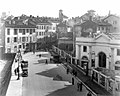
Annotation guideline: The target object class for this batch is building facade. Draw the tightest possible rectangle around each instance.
[5,18,36,53]
[103,15,120,33]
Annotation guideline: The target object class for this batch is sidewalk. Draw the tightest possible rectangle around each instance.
[6,60,23,96]
[5,51,87,96]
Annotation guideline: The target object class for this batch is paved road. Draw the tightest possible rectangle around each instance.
[22,52,87,96]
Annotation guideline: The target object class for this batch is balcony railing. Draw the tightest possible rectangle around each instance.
[52,45,115,95]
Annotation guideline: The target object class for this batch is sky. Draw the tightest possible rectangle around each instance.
[0,0,120,18]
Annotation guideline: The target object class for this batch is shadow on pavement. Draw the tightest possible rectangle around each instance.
[35,66,70,82]
[45,85,80,96]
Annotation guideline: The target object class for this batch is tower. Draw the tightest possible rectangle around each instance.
[59,9,63,22]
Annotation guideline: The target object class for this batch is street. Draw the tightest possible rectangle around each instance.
[21,52,87,96]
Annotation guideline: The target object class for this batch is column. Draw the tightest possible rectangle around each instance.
[78,45,81,65]
[76,44,79,59]
[89,46,92,68]
[89,46,92,75]
[111,48,114,70]
[95,55,98,68]
[106,57,109,69]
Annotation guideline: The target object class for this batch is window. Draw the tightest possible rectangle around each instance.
[117,49,120,56]
[98,27,100,30]
[22,37,26,42]
[14,29,18,35]
[7,37,10,43]
[19,37,21,43]
[83,46,87,52]
[113,21,117,24]
[26,29,29,33]
[42,26,43,29]
[53,27,56,30]
[39,32,41,36]
[30,37,32,42]
[22,29,25,35]
[26,37,28,42]
[30,29,32,34]
[44,26,45,29]
[42,32,44,35]
[102,27,104,30]
[14,37,17,42]
[19,45,21,48]
[19,29,22,33]
[33,29,35,33]
[37,26,39,29]
[7,29,10,35]
[36,32,38,36]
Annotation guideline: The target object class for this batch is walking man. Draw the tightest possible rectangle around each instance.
[79,82,83,91]
[72,77,74,85]
[45,59,48,64]
[77,82,80,91]
[66,68,69,74]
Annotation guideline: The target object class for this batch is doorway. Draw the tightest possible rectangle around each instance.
[98,52,106,68]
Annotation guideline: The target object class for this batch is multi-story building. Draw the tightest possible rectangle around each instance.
[5,17,36,53]
[36,19,52,39]
[103,14,120,33]
[0,21,4,58]
[75,18,120,96]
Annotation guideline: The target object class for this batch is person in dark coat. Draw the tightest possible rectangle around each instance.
[14,68,17,75]
[77,82,80,91]
[45,59,48,64]
[75,71,77,77]
[79,82,83,91]
[39,54,41,58]
[72,77,74,85]
[21,64,23,71]
[66,68,69,74]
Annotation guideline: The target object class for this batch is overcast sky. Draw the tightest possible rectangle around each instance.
[0,0,120,18]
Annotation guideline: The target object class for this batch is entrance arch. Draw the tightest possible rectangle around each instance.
[98,52,106,68]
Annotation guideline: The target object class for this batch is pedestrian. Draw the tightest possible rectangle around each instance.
[75,71,77,77]
[72,77,74,85]
[16,67,20,80]
[45,59,48,64]
[91,72,94,81]
[79,82,83,91]
[50,58,52,63]
[66,68,69,74]
[77,82,80,91]
[14,68,17,75]
[39,54,41,58]
[21,63,23,71]
[72,69,74,75]
[16,67,19,74]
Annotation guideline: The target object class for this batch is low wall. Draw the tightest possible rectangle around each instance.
[0,53,16,96]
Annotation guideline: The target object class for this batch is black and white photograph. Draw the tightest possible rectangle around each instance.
[0,0,120,96]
